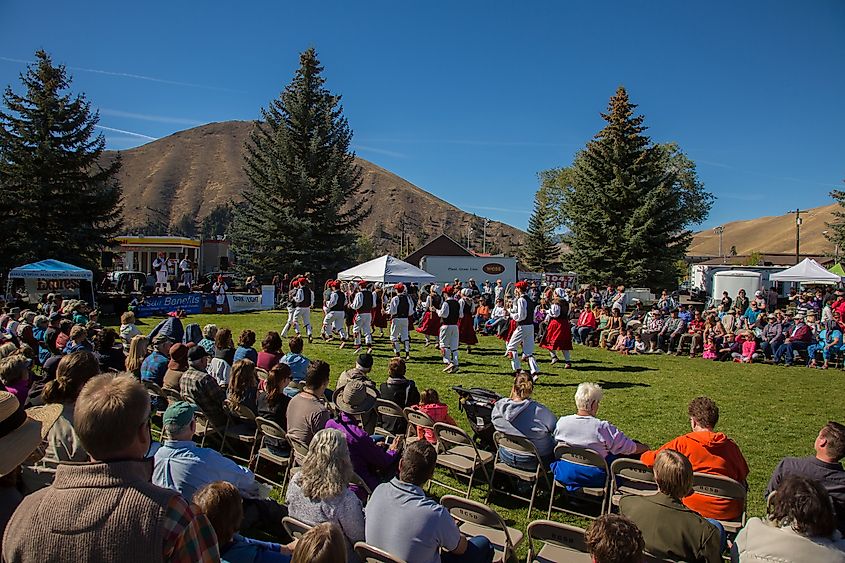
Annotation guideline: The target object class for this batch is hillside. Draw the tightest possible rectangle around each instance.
[689,202,839,257]
[104,121,524,256]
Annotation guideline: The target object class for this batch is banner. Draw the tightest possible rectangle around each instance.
[226,292,273,313]
[544,273,577,289]
[135,294,206,317]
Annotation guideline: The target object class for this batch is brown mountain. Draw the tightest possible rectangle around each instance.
[689,202,839,257]
[105,120,524,256]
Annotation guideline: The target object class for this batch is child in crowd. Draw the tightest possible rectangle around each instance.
[702,336,718,360]
[732,332,758,363]
[281,336,310,390]
[632,333,646,355]
[414,388,456,444]
[611,330,628,353]
[622,329,636,355]
[118,311,141,350]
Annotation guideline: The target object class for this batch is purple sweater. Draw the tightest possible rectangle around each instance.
[325,412,399,499]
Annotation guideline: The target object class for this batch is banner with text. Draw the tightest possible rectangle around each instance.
[226,292,273,313]
[135,294,208,317]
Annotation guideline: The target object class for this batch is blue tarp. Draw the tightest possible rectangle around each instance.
[8,259,93,280]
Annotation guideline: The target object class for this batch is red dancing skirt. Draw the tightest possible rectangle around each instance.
[372,306,388,329]
[458,315,478,345]
[498,319,518,342]
[542,318,573,351]
[416,311,441,336]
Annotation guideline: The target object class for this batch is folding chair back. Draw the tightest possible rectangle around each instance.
[354,542,407,563]
[548,444,610,519]
[691,472,747,533]
[288,436,310,468]
[609,458,657,510]
[221,400,258,463]
[281,516,312,540]
[404,407,435,441]
[526,520,590,562]
[432,423,493,498]
[489,432,549,518]
[441,495,524,562]
[162,387,183,403]
[251,417,291,490]
[256,368,269,381]
[142,381,167,440]
[375,398,408,437]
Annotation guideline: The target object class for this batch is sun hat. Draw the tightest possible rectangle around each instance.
[163,401,197,427]
[0,391,62,476]
[168,343,189,371]
[332,380,377,416]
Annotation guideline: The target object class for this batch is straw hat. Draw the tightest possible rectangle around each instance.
[332,380,377,416]
[0,391,62,476]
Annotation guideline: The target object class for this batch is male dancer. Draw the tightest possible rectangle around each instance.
[322,280,349,348]
[436,285,462,374]
[352,280,375,354]
[152,251,168,294]
[507,280,541,381]
[388,283,414,359]
[280,278,302,337]
[293,276,314,343]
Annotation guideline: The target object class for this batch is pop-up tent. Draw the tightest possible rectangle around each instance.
[829,263,845,278]
[6,259,96,305]
[337,255,436,284]
[770,258,842,284]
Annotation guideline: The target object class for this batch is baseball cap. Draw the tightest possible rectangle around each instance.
[357,353,373,370]
[187,346,210,362]
[163,401,196,427]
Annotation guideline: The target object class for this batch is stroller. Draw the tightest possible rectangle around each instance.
[451,386,502,452]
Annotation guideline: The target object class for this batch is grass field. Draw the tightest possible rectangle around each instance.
[119,309,843,555]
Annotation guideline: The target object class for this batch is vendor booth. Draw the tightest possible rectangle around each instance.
[5,259,96,306]
[769,258,842,285]
[337,255,436,285]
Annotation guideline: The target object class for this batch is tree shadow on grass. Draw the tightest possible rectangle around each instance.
[570,365,657,373]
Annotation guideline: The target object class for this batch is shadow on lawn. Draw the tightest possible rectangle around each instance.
[570,365,657,373]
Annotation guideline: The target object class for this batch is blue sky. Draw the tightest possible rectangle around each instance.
[1,1,843,232]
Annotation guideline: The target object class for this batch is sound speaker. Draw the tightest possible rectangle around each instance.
[219,256,230,271]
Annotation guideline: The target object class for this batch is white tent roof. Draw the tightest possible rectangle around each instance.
[337,255,436,284]
[769,258,842,283]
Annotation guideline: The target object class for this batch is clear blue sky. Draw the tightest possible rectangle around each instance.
[2,1,843,232]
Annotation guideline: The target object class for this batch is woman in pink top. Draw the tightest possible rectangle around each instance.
[256,331,284,371]
[413,388,456,444]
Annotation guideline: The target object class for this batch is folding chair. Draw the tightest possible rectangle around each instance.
[180,394,220,448]
[547,444,610,520]
[281,516,312,540]
[487,432,551,519]
[608,458,657,513]
[162,387,183,403]
[354,542,407,563]
[287,435,310,480]
[350,471,374,504]
[256,367,269,382]
[440,495,524,563]
[431,423,493,498]
[220,400,257,464]
[375,399,408,438]
[142,381,168,441]
[404,407,435,444]
[526,519,591,563]
[691,472,747,534]
[250,417,292,492]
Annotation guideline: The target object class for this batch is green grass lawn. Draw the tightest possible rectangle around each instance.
[121,310,843,555]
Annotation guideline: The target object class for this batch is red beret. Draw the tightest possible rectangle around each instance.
[394,283,405,292]
[358,280,369,288]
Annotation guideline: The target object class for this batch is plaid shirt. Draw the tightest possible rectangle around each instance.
[179,367,228,429]
[162,494,220,562]
[141,351,169,386]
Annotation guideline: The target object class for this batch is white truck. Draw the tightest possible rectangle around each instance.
[419,255,518,286]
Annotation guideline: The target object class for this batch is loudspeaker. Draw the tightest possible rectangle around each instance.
[219,256,230,271]
[101,252,114,268]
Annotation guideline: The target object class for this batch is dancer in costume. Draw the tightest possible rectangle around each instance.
[540,287,573,368]
[280,278,302,337]
[507,281,541,380]
[322,280,349,347]
[437,285,461,374]
[388,283,414,359]
[457,288,478,354]
[352,280,375,354]
[415,285,441,347]
[372,285,388,338]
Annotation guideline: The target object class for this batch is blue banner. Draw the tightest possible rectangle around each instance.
[134,294,209,317]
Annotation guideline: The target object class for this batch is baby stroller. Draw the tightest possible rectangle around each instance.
[451,386,502,452]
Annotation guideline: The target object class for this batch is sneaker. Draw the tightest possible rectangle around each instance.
[367,347,373,354]
[443,364,454,373]
[550,357,559,365]
[353,347,362,355]
[564,362,572,369]
[451,366,460,374]
[308,335,313,344]
[339,341,346,349]
[404,352,411,360]
[531,373,540,383]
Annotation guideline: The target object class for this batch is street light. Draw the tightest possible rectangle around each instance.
[713,226,724,262]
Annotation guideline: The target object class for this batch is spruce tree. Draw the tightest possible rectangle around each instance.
[523,188,560,271]
[825,181,845,253]
[0,50,122,274]
[561,87,712,290]
[231,48,369,275]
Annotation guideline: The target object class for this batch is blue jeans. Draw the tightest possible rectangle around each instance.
[497,447,555,472]
[706,518,727,553]
[774,341,809,364]
[441,535,494,563]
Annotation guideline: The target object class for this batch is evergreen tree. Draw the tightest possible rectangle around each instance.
[200,203,234,239]
[523,188,560,271]
[0,50,122,274]
[560,87,712,289]
[231,48,369,275]
[825,181,845,253]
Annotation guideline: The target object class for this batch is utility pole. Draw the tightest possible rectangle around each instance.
[713,226,724,263]
[788,209,808,264]
[482,218,490,254]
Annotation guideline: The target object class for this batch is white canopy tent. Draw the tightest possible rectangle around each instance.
[337,255,436,285]
[6,259,96,305]
[769,258,842,284]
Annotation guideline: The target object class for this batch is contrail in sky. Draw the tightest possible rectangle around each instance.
[95,125,157,141]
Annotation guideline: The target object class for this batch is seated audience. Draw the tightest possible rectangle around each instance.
[285,428,365,561]
[4,373,219,562]
[733,475,845,562]
[215,328,236,366]
[163,342,189,390]
[337,353,376,390]
[291,522,347,563]
[640,396,749,521]
[492,373,556,469]
[809,320,844,369]
[125,334,149,380]
[193,480,294,563]
[154,401,285,536]
[585,514,645,563]
[378,357,420,436]
[140,333,174,386]
[257,363,293,453]
[234,329,259,364]
[414,388,457,444]
[198,324,218,356]
[63,324,92,354]
[0,356,32,407]
[620,449,723,562]
[286,359,331,445]
[257,331,285,371]
[773,313,813,366]
[327,380,402,498]
[118,311,141,350]
[365,440,494,563]
[281,336,310,386]
[228,359,260,415]
[180,346,229,430]
[552,382,647,487]
[766,421,845,533]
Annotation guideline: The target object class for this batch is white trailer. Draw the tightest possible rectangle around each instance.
[711,270,763,307]
[419,255,518,286]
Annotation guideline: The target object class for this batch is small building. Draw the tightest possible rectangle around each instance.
[404,234,475,266]
[112,236,201,274]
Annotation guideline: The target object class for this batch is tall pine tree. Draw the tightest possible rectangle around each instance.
[825,180,845,256]
[561,87,712,290]
[231,48,369,275]
[522,187,560,271]
[0,50,123,274]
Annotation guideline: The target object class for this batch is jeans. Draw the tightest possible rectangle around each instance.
[774,341,809,364]
[441,535,495,563]
[706,518,727,553]
[574,326,593,344]
[497,447,554,472]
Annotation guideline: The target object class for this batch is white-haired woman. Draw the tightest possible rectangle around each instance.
[552,382,647,488]
[285,428,365,561]
[197,324,218,356]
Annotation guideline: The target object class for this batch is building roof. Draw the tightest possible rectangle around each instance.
[695,253,826,267]
[115,235,200,248]
[404,234,474,266]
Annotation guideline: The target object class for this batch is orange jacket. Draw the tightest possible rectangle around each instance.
[640,430,749,520]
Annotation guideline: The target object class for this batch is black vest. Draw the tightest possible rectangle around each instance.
[296,287,312,307]
[444,298,460,325]
[359,290,374,310]
[462,299,473,317]
[394,294,411,318]
[429,294,442,309]
[329,290,346,312]
[518,296,536,326]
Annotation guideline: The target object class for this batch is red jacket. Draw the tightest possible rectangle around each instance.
[577,310,597,329]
